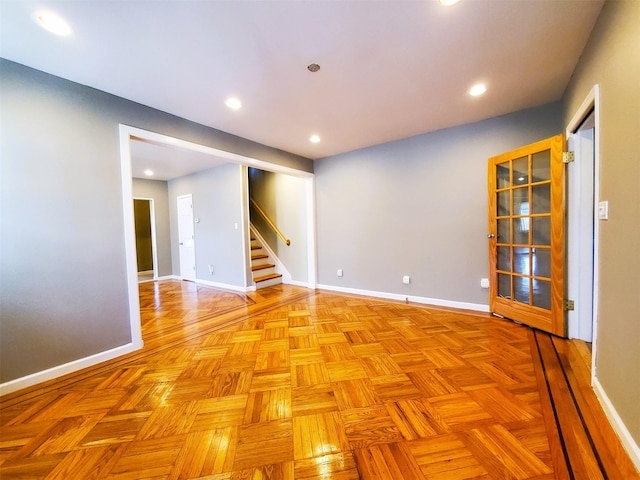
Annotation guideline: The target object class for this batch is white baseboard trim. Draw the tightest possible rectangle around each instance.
[0,341,143,397]
[196,278,254,293]
[593,377,640,472]
[316,284,490,312]
[286,279,312,288]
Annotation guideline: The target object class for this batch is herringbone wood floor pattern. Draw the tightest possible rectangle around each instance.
[1,281,637,479]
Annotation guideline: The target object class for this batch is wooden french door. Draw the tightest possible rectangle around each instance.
[488,134,566,336]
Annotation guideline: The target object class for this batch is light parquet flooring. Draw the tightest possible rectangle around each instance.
[1,281,637,479]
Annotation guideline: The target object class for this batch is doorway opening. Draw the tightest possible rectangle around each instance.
[119,124,317,350]
[133,198,158,282]
[566,85,600,377]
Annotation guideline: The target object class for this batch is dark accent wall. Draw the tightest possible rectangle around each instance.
[0,59,312,383]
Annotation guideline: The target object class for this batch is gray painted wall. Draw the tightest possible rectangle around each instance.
[315,103,562,306]
[132,178,172,277]
[0,59,312,384]
[249,168,309,283]
[562,0,640,446]
[168,164,246,287]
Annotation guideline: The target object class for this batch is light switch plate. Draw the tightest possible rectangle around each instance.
[598,201,609,220]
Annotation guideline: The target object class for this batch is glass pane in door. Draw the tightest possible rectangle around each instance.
[498,273,511,299]
[497,246,511,272]
[512,157,529,185]
[532,248,551,278]
[497,163,510,189]
[514,276,530,304]
[532,184,551,213]
[498,218,510,243]
[533,279,551,310]
[532,150,551,182]
[532,217,551,245]
[497,191,510,216]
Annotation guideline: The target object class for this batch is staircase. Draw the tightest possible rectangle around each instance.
[250,236,282,288]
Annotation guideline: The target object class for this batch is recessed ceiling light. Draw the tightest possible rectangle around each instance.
[225,97,242,110]
[35,11,72,36]
[144,169,154,177]
[469,83,487,96]
[439,0,461,5]
[309,134,321,144]
[307,63,321,73]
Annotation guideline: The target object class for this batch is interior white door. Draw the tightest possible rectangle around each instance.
[177,194,196,281]
[566,113,595,342]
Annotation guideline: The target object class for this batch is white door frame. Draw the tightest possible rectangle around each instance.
[133,197,159,282]
[565,84,600,378]
[119,124,317,349]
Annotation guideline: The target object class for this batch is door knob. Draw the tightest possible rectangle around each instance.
[487,234,495,239]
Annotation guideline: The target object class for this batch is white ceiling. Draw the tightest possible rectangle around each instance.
[129,139,228,181]
[1,0,603,174]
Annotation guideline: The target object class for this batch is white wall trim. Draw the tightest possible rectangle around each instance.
[121,124,314,179]
[317,284,490,312]
[240,165,252,288]
[196,278,256,293]
[306,176,318,288]
[593,377,640,472]
[118,125,144,350]
[0,342,141,396]
[289,279,315,288]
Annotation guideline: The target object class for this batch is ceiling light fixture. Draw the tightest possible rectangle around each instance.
[309,134,321,144]
[307,63,320,73]
[225,97,242,110]
[144,169,154,176]
[35,10,73,36]
[469,83,487,96]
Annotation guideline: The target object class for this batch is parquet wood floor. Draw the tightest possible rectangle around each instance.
[1,281,637,479]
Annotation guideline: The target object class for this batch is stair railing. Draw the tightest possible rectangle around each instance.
[249,198,291,246]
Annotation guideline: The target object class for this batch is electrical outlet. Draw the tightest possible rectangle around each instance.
[208,265,214,275]
[337,269,343,277]
[480,278,490,288]
[402,275,410,285]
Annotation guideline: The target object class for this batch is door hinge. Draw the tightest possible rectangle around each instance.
[563,299,575,311]
[562,151,575,164]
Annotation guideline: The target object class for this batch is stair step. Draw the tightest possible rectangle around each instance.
[251,254,268,261]
[253,272,282,283]
[252,263,275,272]
[250,245,262,251]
